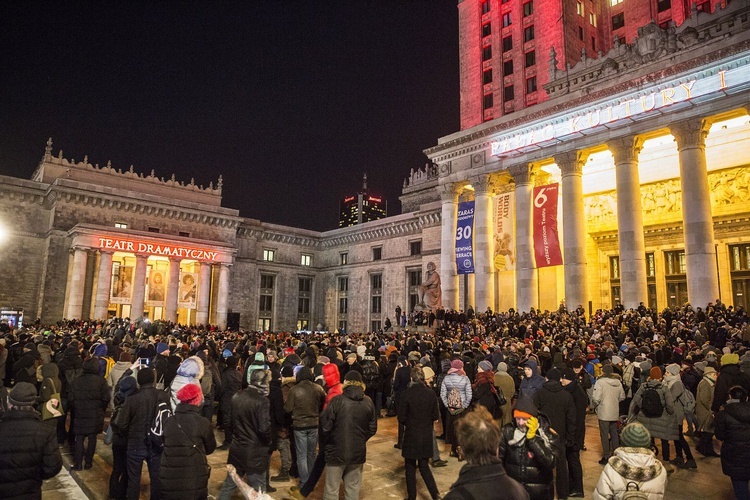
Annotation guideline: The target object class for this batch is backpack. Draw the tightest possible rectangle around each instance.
[621,481,649,500]
[593,362,604,379]
[446,386,464,414]
[147,400,173,451]
[678,388,696,414]
[641,386,664,418]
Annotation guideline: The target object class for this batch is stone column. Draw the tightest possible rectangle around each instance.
[130,254,148,319]
[608,136,648,309]
[92,251,114,320]
[471,175,495,312]
[440,183,460,311]
[214,263,231,330]
[670,118,719,308]
[65,247,89,320]
[196,261,212,325]
[556,151,589,312]
[510,164,537,312]
[165,258,181,323]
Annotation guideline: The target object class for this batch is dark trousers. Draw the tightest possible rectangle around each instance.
[398,421,405,446]
[221,400,233,444]
[74,433,97,467]
[300,449,326,496]
[566,445,583,493]
[697,431,717,455]
[109,442,128,499]
[126,446,161,500]
[405,458,439,500]
[732,479,750,500]
[201,398,214,421]
[554,442,569,499]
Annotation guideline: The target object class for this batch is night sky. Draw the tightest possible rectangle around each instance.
[0,1,459,231]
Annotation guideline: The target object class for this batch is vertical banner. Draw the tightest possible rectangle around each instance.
[533,184,563,268]
[178,272,198,309]
[494,191,516,271]
[146,269,166,307]
[111,265,134,304]
[455,201,475,274]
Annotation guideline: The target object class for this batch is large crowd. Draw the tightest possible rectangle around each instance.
[1,299,750,500]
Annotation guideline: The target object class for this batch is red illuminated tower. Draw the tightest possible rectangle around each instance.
[458,0,730,130]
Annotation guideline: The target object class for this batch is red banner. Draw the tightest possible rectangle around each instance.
[533,184,563,268]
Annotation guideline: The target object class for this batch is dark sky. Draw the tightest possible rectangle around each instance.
[0,1,459,231]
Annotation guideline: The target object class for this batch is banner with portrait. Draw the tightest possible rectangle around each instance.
[532,184,563,268]
[178,272,198,309]
[455,200,475,275]
[494,191,515,271]
[145,269,166,307]
[110,265,134,304]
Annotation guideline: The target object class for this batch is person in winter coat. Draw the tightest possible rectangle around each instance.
[593,422,667,500]
[0,382,63,500]
[495,361,516,427]
[499,397,558,500]
[361,352,382,417]
[160,383,216,500]
[712,353,750,412]
[444,406,530,500]
[38,362,64,430]
[440,359,473,458]
[662,363,697,468]
[629,366,677,460]
[392,355,411,448]
[591,364,626,463]
[284,366,326,488]
[471,360,499,418]
[170,356,204,411]
[219,369,272,498]
[561,367,587,497]
[13,342,40,386]
[107,352,132,409]
[532,367,576,500]
[69,357,111,469]
[399,366,441,500]
[108,375,137,500]
[218,355,242,449]
[519,359,545,400]
[319,370,377,500]
[715,385,750,499]
[695,365,720,457]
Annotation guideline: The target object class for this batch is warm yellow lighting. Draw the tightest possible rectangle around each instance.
[710,116,749,133]
[0,223,8,244]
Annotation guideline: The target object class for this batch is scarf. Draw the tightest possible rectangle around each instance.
[472,370,495,390]
[448,367,466,377]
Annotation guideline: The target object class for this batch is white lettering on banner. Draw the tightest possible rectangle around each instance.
[98,237,219,261]
[490,62,744,156]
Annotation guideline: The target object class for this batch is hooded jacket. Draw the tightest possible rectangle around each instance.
[170,356,204,411]
[38,363,63,421]
[69,358,111,435]
[227,386,272,474]
[629,380,677,441]
[532,380,576,447]
[320,379,377,466]
[593,447,667,500]
[712,363,750,412]
[715,400,750,480]
[592,375,626,422]
[518,360,545,400]
[323,363,343,409]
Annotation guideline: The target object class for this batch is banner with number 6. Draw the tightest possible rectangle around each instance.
[532,184,563,268]
[455,201,475,275]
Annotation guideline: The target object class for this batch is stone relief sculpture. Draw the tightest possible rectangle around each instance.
[416,261,442,311]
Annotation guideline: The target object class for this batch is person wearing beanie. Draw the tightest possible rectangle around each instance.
[471,358,501,421]
[440,357,472,459]
[494,361,517,428]
[170,355,204,411]
[593,422,667,500]
[70,357,111,470]
[592,358,626,465]
[628,362,678,463]
[662,361,698,468]
[0,382,63,500]
[285,364,326,488]
[108,375,138,499]
[499,396,557,500]
[114,366,171,500]
[159,382,216,500]
[107,352,133,409]
[532,365,576,499]
[712,352,750,413]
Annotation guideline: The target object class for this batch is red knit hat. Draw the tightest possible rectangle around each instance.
[176,383,203,406]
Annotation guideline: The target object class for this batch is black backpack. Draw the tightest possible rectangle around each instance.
[146,400,173,452]
[641,386,664,418]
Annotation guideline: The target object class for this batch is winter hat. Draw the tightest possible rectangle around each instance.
[397,355,407,364]
[649,366,662,380]
[497,362,509,373]
[118,376,138,397]
[478,360,493,372]
[137,367,156,386]
[419,356,431,367]
[119,352,132,362]
[602,365,613,376]
[423,366,435,383]
[611,356,622,365]
[177,383,203,406]
[450,359,464,370]
[357,345,367,358]
[9,382,37,406]
[513,396,539,419]
[347,352,358,361]
[722,353,740,366]
[546,368,561,381]
[693,361,707,373]
[621,422,651,448]
[156,342,169,355]
[665,363,680,376]
[344,370,363,383]
[561,368,576,381]
[296,366,314,382]
[441,359,452,372]
[249,369,271,396]
[408,351,421,361]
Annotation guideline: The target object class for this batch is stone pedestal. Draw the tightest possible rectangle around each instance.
[92,251,113,320]
[472,175,495,312]
[439,184,459,311]
[510,164,537,312]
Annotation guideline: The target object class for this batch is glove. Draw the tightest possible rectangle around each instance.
[525,416,539,440]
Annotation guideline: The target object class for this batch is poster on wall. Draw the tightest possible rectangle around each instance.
[145,269,166,307]
[455,200,475,275]
[110,265,134,304]
[532,184,563,268]
[494,191,515,271]
[178,272,198,309]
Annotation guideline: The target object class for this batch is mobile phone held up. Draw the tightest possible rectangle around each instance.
[138,357,150,367]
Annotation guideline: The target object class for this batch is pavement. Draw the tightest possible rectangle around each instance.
[43,411,735,499]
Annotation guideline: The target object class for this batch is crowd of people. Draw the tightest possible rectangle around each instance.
[0,298,749,499]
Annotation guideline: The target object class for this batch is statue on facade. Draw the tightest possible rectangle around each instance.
[417,261,442,311]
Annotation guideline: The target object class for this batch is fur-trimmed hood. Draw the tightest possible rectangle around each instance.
[609,447,664,482]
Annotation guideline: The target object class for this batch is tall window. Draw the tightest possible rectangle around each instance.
[523,1,533,16]
[337,275,349,327]
[664,250,686,275]
[526,77,537,94]
[338,276,349,291]
[482,23,492,37]
[502,12,512,27]
[408,268,422,312]
[610,256,620,279]
[481,0,491,14]
[657,0,671,12]
[589,12,597,26]
[340,252,348,265]
[525,50,536,68]
[259,274,274,328]
[524,25,534,42]
[504,85,515,101]
[576,1,583,15]
[502,35,513,51]
[483,69,493,84]
[503,59,514,76]
[483,93,494,110]
[482,46,492,61]
[612,12,625,30]
[263,249,275,262]
[578,26,584,40]
[298,277,312,323]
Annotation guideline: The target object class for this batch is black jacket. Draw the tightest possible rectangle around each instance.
[563,378,588,449]
[321,380,377,466]
[712,364,750,412]
[70,358,111,435]
[398,382,439,460]
[227,386,272,474]
[159,403,216,500]
[715,401,750,480]
[115,384,170,449]
[499,419,558,500]
[57,348,83,399]
[532,380,576,446]
[444,461,530,500]
[0,409,63,500]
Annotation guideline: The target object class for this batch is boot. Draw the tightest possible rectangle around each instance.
[271,471,291,482]
[678,459,697,469]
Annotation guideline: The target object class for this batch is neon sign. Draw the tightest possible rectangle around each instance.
[491,58,748,157]
[368,196,382,203]
[98,237,218,261]
[344,196,355,203]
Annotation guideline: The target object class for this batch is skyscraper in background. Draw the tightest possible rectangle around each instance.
[339,174,388,228]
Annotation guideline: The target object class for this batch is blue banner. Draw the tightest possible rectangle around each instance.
[455,201,475,275]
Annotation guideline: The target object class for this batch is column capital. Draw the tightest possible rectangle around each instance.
[134,253,150,261]
[469,174,495,196]
[508,164,535,185]
[439,183,460,203]
[670,118,710,150]
[607,136,644,164]
[555,150,589,176]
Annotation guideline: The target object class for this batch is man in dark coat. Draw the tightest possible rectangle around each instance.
[70,356,111,469]
[12,342,39,386]
[320,370,377,500]
[532,368,576,500]
[445,406,529,500]
[392,355,411,448]
[398,366,441,500]
[57,340,84,447]
[218,368,272,498]
[218,355,242,449]
[0,382,63,500]
[560,367,587,497]
[712,353,750,412]
[715,385,750,499]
